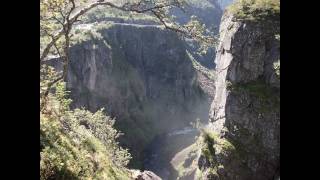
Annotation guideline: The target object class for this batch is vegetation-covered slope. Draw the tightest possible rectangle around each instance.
[40,68,132,180]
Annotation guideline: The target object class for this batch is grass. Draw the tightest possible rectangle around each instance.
[199,128,237,167]
[40,90,132,180]
[40,115,131,180]
[202,128,235,152]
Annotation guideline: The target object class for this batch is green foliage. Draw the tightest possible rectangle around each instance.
[40,0,86,56]
[228,0,280,21]
[71,22,115,46]
[195,168,204,180]
[72,28,103,45]
[197,128,243,179]
[207,167,219,176]
[40,69,131,180]
[81,6,158,23]
[72,108,132,167]
[199,129,217,165]
[183,16,216,54]
[40,115,95,180]
[40,65,61,95]
[55,82,72,112]
[197,129,250,179]
[202,129,235,154]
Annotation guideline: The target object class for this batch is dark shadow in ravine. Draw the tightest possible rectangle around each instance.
[142,127,199,180]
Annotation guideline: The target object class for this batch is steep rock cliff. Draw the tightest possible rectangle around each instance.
[47,23,214,169]
[170,0,222,30]
[198,9,280,180]
[82,0,223,70]
[170,0,223,69]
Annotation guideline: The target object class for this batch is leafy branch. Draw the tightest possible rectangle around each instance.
[40,0,217,110]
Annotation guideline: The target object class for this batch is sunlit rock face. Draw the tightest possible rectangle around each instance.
[200,10,280,180]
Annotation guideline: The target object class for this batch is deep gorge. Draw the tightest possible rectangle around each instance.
[44,1,226,176]
[41,0,280,179]
[46,22,216,173]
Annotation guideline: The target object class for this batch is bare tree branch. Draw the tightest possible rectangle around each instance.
[40,0,216,110]
[53,42,63,58]
[40,75,64,111]
[40,0,184,62]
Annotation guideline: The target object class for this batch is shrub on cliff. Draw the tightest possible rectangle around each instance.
[228,0,280,21]
[40,73,132,180]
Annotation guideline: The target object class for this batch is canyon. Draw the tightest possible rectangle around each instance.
[42,0,280,179]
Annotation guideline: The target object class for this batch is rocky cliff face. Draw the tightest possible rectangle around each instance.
[81,0,224,71]
[47,23,215,169]
[170,0,222,30]
[198,10,280,180]
[170,0,223,69]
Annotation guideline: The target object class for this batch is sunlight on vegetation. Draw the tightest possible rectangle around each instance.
[40,67,132,180]
[228,0,280,21]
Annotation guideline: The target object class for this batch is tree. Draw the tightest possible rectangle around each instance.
[40,0,216,111]
[40,81,132,179]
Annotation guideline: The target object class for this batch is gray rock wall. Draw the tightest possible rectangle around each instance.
[201,11,280,180]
